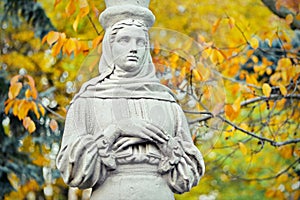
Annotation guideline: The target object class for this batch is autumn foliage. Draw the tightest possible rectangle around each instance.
[1,0,300,199]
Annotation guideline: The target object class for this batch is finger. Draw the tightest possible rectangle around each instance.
[118,138,146,149]
[144,123,169,141]
[141,128,167,143]
[114,137,131,148]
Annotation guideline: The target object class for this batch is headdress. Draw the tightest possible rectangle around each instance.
[99,0,155,29]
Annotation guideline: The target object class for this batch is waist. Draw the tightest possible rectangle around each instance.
[109,163,159,175]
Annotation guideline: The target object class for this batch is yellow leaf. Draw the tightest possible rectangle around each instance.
[28,119,36,134]
[50,119,59,132]
[238,142,247,155]
[277,174,288,183]
[38,104,46,116]
[262,83,272,97]
[46,31,59,46]
[192,69,202,82]
[249,37,259,49]
[9,82,22,99]
[73,15,80,32]
[228,17,235,29]
[25,89,31,99]
[212,18,221,34]
[278,83,287,96]
[180,66,186,78]
[210,49,225,64]
[233,96,242,113]
[285,14,294,24]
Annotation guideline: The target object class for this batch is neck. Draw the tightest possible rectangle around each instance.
[111,64,141,79]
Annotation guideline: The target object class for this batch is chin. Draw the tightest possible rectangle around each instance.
[123,63,139,72]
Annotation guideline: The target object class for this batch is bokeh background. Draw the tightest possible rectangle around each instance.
[1,0,299,199]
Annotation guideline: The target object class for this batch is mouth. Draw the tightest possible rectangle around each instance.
[127,55,139,62]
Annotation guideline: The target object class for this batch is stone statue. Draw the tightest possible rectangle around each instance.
[56,0,205,199]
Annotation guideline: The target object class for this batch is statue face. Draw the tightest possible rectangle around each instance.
[111,26,147,72]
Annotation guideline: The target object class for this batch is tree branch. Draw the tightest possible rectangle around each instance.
[261,0,300,30]
[218,115,300,147]
[231,158,300,181]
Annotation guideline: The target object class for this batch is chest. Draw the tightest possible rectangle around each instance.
[91,98,177,137]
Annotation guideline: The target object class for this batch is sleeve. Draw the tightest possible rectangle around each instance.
[56,98,116,189]
[158,103,205,194]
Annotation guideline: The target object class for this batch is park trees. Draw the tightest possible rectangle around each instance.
[1,0,299,199]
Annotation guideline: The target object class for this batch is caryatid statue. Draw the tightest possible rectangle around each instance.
[56,0,205,199]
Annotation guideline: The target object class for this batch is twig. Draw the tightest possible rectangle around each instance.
[231,158,300,181]
[218,115,300,147]
[87,14,100,35]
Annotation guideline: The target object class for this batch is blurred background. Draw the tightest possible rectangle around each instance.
[0,0,299,199]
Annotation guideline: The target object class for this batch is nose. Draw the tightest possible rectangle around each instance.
[130,49,137,54]
[129,39,138,53]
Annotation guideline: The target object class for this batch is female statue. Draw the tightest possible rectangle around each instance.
[56,2,205,199]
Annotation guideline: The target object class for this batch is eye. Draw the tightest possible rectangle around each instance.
[117,36,130,45]
[137,39,146,47]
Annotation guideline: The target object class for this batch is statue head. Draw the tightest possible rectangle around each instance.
[110,19,148,74]
[97,0,156,79]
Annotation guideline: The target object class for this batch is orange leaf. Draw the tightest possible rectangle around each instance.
[31,101,40,119]
[50,119,58,132]
[25,89,31,99]
[79,0,89,17]
[18,100,30,120]
[8,82,22,99]
[4,99,14,114]
[38,104,46,116]
[212,18,221,34]
[46,31,59,46]
[153,40,160,55]
[54,0,62,8]
[66,0,76,16]
[10,75,21,85]
[64,38,76,56]
[225,104,239,121]
[238,142,247,155]
[262,83,272,97]
[92,35,103,49]
[285,14,294,24]
[23,117,36,134]
[51,37,64,57]
[92,3,100,17]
